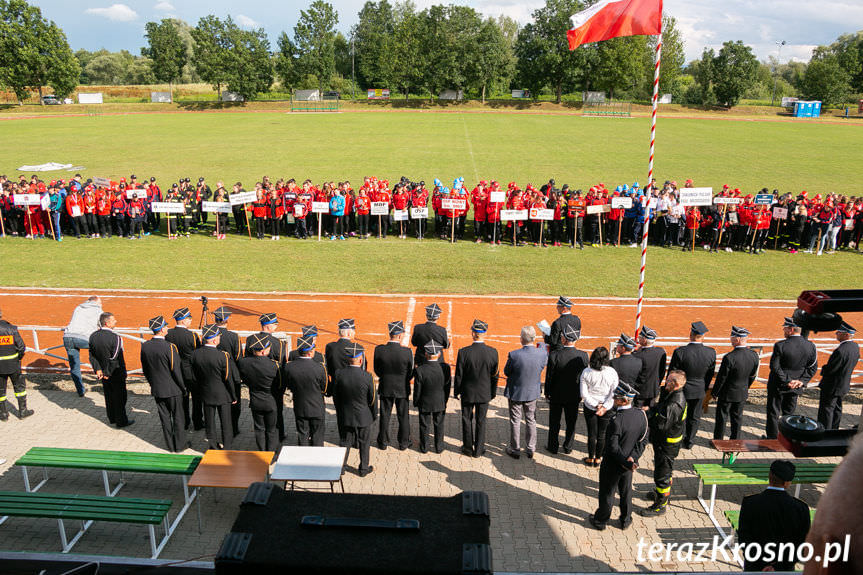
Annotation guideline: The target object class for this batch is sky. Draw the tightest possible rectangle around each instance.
[37,0,863,64]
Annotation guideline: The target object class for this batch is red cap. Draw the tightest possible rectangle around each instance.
[685,179,693,184]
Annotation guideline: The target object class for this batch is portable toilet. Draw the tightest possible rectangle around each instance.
[811,101,821,118]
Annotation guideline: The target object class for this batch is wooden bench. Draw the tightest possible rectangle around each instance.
[724,508,816,534]
[0,491,174,558]
[711,439,790,464]
[694,462,835,538]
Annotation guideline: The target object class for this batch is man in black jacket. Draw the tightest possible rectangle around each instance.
[633,326,667,408]
[738,460,811,572]
[334,343,376,477]
[668,321,716,448]
[413,341,451,454]
[410,304,448,366]
[589,382,648,531]
[765,317,818,439]
[238,333,280,451]
[288,325,325,366]
[0,307,29,421]
[285,335,328,446]
[191,324,237,449]
[544,325,588,454]
[817,322,859,429]
[140,316,186,451]
[325,318,360,390]
[374,321,413,450]
[165,307,201,430]
[214,306,243,436]
[611,333,643,393]
[642,370,687,516]
[89,312,132,427]
[454,319,499,457]
[244,313,287,441]
[712,326,759,440]
[544,296,582,353]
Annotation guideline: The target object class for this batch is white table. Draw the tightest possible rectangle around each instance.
[271,446,347,493]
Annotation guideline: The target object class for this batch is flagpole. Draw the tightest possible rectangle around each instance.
[634,31,662,336]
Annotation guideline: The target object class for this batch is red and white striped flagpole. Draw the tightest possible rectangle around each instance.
[634,31,662,336]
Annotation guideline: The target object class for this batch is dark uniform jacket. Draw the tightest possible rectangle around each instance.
[454,342,499,403]
[819,340,860,397]
[649,387,686,443]
[738,489,811,572]
[284,356,328,419]
[544,346,589,404]
[413,360,451,412]
[411,322,448,363]
[217,327,241,363]
[325,338,364,395]
[374,341,413,398]
[633,345,667,401]
[88,328,127,379]
[610,354,643,389]
[140,337,185,398]
[165,326,200,386]
[545,313,582,352]
[288,348,325,366]
[334,366,376,427]
[768,335,818,395]
[244,332,287,367]
[0,319,26,374]
[668,342,717,400]
[190,345,236,406]
[604,406,648,471]
[238,356,279,412]
[712,346,760,402]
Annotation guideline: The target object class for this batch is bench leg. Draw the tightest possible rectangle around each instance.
[57,518,91,553]
[102,469,125,497]
[150,513,175,559]
[794,484,801,498]
[340,478,345,493]
[21,466,49,493]
[696,482,727,540]
[167,475,197,537]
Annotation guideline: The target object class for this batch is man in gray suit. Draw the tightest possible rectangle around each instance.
[504,326,548,459]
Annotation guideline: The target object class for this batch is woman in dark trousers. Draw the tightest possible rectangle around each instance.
[579,347,619,467]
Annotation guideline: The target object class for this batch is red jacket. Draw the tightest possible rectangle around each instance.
[355,196,371,215]
[65,193,84,217]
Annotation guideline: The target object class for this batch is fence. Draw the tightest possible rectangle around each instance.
[583,100,632,118]
[290,96,339,113]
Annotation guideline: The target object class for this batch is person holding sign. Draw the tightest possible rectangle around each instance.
[485,183,503,244]
[251,190,269,240]
[126,193,146,239]
[355,188,371,238]
[410,182,428,240]
[65,188,86,239]
[267,188,284,241]
[392,183,409,239]
[110,189,128,238]
[292,190,310,240]
[47,186,64,241]
[329,189,346,241]
[471,182,487,243]
[566,189,585,249]
[212,186,230,240]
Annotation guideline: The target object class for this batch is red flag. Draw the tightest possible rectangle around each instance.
[567,0,662,51]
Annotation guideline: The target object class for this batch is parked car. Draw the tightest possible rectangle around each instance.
[41,95,61,105]
[323,91,340,100]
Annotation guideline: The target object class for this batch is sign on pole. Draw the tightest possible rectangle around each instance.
[202,201,232,213]
[312,202,330,214]
[489,191,506,204]
[754,194,774,205]
[772,207,788,219]
[678,188,714,207]
[151,202,185,214]
[410,207,429,219]
[371,202,390,216]
[529,208,554,221]
[92,177,111,188]
[229,191,258,206]
[393,209,409,221]
[713,197,741,205]
[611,197,633,209]
[441,198,467,211]
[586,204,611,215]
[13,194,43,206]
[500,209,528,221]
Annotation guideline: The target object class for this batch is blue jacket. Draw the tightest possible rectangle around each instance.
[329,195,345,216]
[48,193,63,212]
[503,345,547,402]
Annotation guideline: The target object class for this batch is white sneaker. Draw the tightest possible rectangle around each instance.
[816,250,822,256]
[804,249,812,254]
[725,247,732,252]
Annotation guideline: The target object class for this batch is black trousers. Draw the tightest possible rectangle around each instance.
[547,401,579,452]
[272,389,286,441]
[97,215,111,236]
[251,408,278,451]
[296,416,325,446]
[184,388,205,430]
[583,405,611,459]
[684,397,704,446]
[357,214,369,235]
[652,440,681,492]
[461,401,488,456]
[113,215,126,236]
[714,399,745,439]
[204,403,233,449]
[71,216,88,237]
[0,371,26,402]
[418,411,445,453]
[344,425,371,472]
[817,393,843,430]
[101,373,129,426]
[255,217,266,238]
[231,382,242,435]
[331,215,343,236]
[594,462,633,525]
[378,396,411,449]
[413,216,427,239]
[296,218,307,239]
[155,395,186,452]
[765,388,799,439]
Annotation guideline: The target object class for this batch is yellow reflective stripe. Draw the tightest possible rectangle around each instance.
[0,353,19,361]
[0,396,6,401]
[667,435,684,444]
[681,404,688,422]
[656,486,671,495]
[14,391,26,397]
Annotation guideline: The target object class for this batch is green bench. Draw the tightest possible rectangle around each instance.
[0,491,174,558]
[694,462,835,538]
[724,508,816,533]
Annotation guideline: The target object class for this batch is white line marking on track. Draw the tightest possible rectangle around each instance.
[446,301,454,363]
[462,116,480,183]
[404,297,416,339]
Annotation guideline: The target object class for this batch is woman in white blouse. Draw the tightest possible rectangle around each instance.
[579,346,619,467]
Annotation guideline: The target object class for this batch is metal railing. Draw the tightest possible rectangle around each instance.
[583,100,632,117]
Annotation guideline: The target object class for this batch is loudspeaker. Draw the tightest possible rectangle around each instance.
[215,483,492,574]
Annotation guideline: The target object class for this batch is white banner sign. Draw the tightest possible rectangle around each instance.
[489,191,506,203]
[293,204,306,218]
[772,207,788,219]
[393,209,409,221]
[13,194,43,206]
[371,202,390,216]
[40,195,51,210]
[500,209,528,221]
[229,191,258,206]
[713,196,741,205]
[611,197,632,209]
[125,190,145,200]
[202,201,232,213]
[410,207,429,219]
[151,202,185,214]
[312,201,330,214]
[92,177,111,188]
[529,208,555,221]
[586,204,611,215]
[679,188,714,207]
[441,198,467,211]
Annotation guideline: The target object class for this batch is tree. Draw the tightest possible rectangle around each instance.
[191,15,233,98]
[275,32,300,90]
[352,0,395,89]
[468,17,515,103]
[823,32,863,92]
[646,15,685,101]
[142,19,187,100]
[293,0,339,93]
[801,52,852,107]
[389,1,424,99]
[418,4,483,99]
[225,25,273,100]
[334,32,352,78]
[83,51,127,85]
[711,40,758,107]
[594,36,646,98]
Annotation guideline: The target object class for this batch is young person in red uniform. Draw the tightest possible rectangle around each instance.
[750,204,772,254]
[410,181,428,240]
[392,183,410,238]
[506,185,526,246]
[470,181,488,243]
[251,190,269,239]
[567,190,586,249]
[126,193,146,239]
[375,182,392,238]
[83,186,98,238]
[267,188,284,240]
[65,186,87,239]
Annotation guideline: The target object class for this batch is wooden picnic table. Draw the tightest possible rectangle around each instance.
[710,439,790,464]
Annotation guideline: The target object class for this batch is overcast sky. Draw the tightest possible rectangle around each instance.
[39,0,862,63]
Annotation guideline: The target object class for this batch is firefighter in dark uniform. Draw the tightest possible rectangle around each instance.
[544,325,588,454]
[545,296,582,353]
[238,334,280,451]
[589,382,648,531]
[0,308,30,421]
[284,334,328,446]
[244,313,287,441]
[633,326,667,408]
[288,325,325,366]
[711,326,760,440]
[213,306,242,436]
[668,321,716,449]
[89,312,132,427]
[373,321,414,450]
[140,316,186,451]
[334,343,376,477]
[191,324,237,449]
[817,322,859,430]
[641,370,687,516]
[611,333,643,393]
[165,307,202,430]
[410,303,448,365]
[765,317,818,439]
[413,340,451,453]
[454,319,499,457]
[326,318,362,444]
